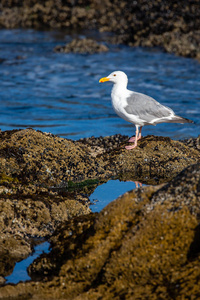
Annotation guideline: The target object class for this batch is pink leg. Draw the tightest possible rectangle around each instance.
[128,136,136,142]
[134,181,142,188]
[128,127,142,142]
[125,126,139,150]
[138,126,142,140]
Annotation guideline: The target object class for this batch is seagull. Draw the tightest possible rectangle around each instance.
[99,71,193,150]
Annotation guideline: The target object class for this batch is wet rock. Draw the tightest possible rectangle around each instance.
[0,129,95,281]
[28,213,97,282]
[0,195,91,238]
[77,133,129,156]
[138,30,200,60]
[0,234,31,279]
[148,163,200,214]
[54,38,108,54]
[0,191,91,282]
[182,135,200,152]
[0,163,199,299]
[0,128,199,283]
[0,129,199,189]
[0,129,109,190]
[0,277,5,286]
[109,135,200,184]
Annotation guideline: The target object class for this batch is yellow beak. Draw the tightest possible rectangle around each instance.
[99,77,110,83]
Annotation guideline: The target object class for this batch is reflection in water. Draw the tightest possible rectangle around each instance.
[90,179,143,213]
[5,180,142,285]
[5,241,50,284]
[135,181,143,188]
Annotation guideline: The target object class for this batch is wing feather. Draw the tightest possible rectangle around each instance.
[124,92,173,124]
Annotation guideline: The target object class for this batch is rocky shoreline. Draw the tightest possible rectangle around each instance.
[0,128,199,298]
[54,38,109,54]
[0,2,199,296]
[0,0,200,60]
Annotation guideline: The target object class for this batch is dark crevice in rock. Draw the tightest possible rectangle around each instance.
[187,223,200,261]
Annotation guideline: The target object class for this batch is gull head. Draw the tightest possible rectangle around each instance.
[99,71,128,86]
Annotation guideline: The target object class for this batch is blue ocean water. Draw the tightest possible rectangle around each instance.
[0,29,199,140]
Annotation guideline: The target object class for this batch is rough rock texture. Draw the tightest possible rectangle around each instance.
[138,30,200,61]
[0,186,91,282]
[54,38,108,54]
[0,129,95,282]
[0,163,199,299]
[0,234,32,279]
[0,0,199,60]
[0,129,108,188]
[183,135,200,151]
[149,162,200,214]
[0,128,199,286]
[105,135,200,184]
[0,129,199,190]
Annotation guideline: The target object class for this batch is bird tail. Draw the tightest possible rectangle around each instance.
[171,115,194,124]
[154,115,194,124]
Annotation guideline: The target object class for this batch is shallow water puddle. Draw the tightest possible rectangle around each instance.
[5,241,50,284]
[89,179,143,212]
[5,180,142,284]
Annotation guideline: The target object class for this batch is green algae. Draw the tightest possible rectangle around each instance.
[0,173,19,184]
[67,179,99,191]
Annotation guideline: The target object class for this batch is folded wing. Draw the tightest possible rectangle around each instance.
[125,92,193,125]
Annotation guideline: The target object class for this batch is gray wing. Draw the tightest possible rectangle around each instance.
[125,92,173,124]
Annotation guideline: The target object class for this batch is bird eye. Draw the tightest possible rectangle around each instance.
[113,74,116,76]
